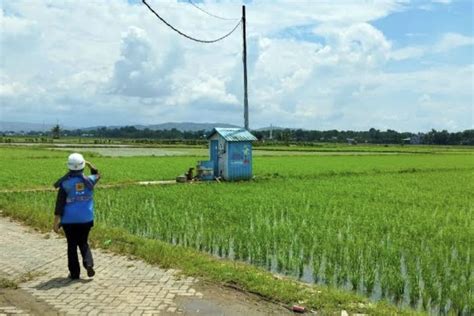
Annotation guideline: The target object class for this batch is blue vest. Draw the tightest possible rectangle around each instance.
[61,175,98,224]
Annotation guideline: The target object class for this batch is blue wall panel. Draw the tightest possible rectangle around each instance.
[210,140,219,176]
[226,142,252,180]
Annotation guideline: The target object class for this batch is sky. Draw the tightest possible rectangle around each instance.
[0,0,473,132]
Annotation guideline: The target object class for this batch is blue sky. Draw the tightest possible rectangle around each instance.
[375,1,473,67]
[0,0,473,131]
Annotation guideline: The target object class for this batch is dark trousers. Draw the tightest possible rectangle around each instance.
[62,222,94,278]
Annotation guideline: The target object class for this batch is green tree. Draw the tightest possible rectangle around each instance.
[51,124,61,139]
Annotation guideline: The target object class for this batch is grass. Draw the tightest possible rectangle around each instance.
[0,271,42,289]
[255,144,474,154]
[0,150,203,190]
[254,154,474,179]
[2,146,473,189]
[0,277,18,289]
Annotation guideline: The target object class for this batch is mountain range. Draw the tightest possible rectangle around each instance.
[0,121,241,133]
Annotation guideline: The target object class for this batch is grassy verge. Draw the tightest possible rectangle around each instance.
[0,206,422,315]
[0,271,44,290]
[0,277,18,289]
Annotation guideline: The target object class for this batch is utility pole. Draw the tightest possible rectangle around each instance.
[242,5,249,130]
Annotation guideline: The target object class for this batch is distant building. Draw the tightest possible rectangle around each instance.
[410,134,423,145]
[346,138,357,145]
[402,137,411,144]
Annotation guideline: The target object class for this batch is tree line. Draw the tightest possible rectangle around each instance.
[252,128,474,145]
[3,126,474,145]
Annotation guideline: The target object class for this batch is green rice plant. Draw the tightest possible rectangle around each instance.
[253,154,474,179]
[3,145,474,190]
[1,169,471,313]
[256,144,474,154]
[0,150,203,189]
[2,145,473,313]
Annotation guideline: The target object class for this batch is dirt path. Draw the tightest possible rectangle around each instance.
[0,180,180,194]
[0,216,290,315]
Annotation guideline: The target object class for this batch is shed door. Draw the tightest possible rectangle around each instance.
[210,140,219,177]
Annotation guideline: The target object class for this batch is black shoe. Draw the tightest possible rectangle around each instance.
[68,274,80,280]
[86,266,95,277]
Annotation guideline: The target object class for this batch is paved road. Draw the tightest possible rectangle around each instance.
[0,216,289,315]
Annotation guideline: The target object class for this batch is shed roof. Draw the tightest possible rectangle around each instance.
[208,128,257,142]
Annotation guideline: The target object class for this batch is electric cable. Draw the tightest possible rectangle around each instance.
[142,0,241,44]
[187,0,240,21]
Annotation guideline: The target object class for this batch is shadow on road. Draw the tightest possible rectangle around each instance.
[34,277,93,289]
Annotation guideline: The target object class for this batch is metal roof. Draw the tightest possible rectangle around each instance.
[208,128,257,142]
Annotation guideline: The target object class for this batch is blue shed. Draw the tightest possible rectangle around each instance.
[207,128,257,181]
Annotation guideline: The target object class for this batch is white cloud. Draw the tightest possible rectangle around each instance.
[389,46,426,60]
[0,81,27,97]
[313,23,391,67]
[434,33,474,53]
[107,26,164,98]
[0,0,472,131]
[389,32,473,61]
[0,10,38,35]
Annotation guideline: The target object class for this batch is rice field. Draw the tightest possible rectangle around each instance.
[1,145,472,314]
[1,146,473,189]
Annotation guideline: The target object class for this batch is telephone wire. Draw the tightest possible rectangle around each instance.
[142,0,241,44]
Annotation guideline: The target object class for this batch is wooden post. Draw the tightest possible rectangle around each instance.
[242,5,249,130]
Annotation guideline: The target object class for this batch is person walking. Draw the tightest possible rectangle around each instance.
[53,153,100,279]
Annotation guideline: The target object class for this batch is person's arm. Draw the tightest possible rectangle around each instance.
[54,186,67,233]
[85,160,100,182]
[53,215,61,233]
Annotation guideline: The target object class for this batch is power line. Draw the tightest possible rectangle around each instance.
[142,0,241,44]
[187,0,240,21]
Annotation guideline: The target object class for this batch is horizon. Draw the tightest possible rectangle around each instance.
[1,119,472,134]
[1,0,473,131]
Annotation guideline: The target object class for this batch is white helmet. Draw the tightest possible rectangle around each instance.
[67,153,85,171]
